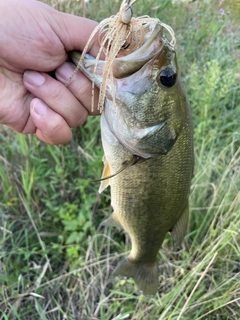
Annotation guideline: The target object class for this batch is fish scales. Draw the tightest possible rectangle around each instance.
[104,118,192,248]
[71,22,193,296]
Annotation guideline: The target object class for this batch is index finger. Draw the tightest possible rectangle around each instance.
[54,13,100,57]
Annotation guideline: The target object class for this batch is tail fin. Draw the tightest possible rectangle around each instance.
[113,258,158,296]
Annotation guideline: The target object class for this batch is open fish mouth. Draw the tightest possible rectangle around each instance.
[70,22,164,84]
[71,18,180,160]
[111,23,163,78]
[70,21,178,159]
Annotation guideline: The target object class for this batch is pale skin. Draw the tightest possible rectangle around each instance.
[0,0,100,144]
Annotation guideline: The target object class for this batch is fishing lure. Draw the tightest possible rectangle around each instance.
[68,0,176,112]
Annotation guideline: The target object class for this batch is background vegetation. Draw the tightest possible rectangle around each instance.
[0,0,239,319]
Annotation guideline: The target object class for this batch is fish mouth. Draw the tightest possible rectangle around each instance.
[70,22,163,83]
[112,23,163,78]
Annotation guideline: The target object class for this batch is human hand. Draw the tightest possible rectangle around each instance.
[0,0,99,144]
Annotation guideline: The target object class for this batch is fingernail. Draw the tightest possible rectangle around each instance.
[56,63,75,82]
[24,71,45,86]
[32,99,47,116]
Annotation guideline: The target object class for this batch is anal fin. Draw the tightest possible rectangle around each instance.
[100,212,122,229]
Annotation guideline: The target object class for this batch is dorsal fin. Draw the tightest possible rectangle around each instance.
[171,204,189,249]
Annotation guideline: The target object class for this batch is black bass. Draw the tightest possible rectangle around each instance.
[71,22,193,296]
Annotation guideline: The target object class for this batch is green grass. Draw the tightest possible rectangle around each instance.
[1,0,240,319]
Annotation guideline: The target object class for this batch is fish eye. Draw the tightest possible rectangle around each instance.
[158,68,177,88]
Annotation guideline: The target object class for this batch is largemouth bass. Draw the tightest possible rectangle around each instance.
[71,22,193,296]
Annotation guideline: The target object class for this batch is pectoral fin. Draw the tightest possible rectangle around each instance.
[171,204,189,249]
[132,122,178,157]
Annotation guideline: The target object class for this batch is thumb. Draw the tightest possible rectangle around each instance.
[53,12,100,56]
